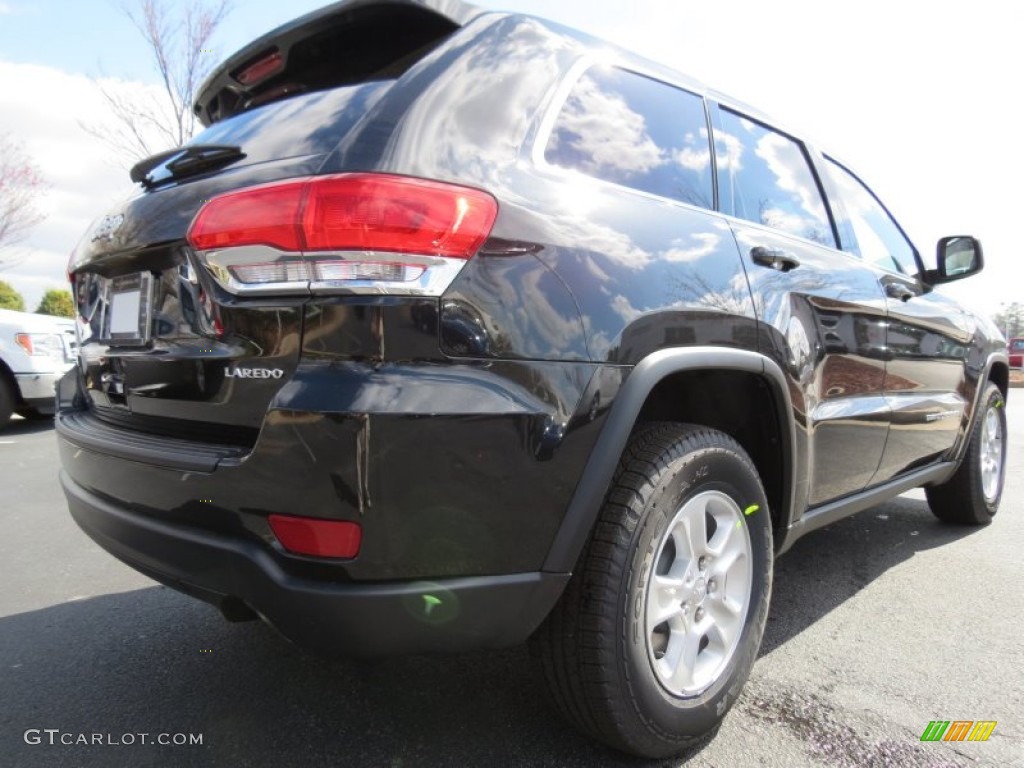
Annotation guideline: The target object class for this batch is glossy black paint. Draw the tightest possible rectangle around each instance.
[442,240,590,362]
[75,245,304,436]
[194,0,481,125]
[871,276,973,482]
[59,0,1007,655]
[732,218,890,507]
[61,353,604,581]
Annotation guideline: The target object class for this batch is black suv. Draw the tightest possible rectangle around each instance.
[59,0,1009,758]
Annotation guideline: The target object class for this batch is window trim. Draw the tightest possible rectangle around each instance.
[710,101,841,250]
[819,153,923,277]
[532,57,718,213]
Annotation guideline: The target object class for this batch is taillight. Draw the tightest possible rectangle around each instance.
[186,173,498,296]
[268,514,362,559]
[189,180,304,252]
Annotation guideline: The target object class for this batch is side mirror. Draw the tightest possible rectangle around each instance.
[928,236,983,284]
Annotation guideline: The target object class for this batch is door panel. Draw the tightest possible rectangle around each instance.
[872,275,972,482]
[813,154,972,485]
[732,223,890,506]
[712,103,890,508]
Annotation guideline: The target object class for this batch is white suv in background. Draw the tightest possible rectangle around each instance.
[0,308,77,428]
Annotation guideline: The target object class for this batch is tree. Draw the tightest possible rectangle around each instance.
[82,0,231,162]
[36,288,75,318]
[0,281,26,312]
[0,134,47,252]
[994,302,1023,339]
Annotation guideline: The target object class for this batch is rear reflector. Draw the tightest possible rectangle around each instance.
[268,514,362,559]
[187,173,497,258]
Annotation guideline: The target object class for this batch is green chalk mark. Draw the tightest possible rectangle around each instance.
[422,594,442,616]
[744,504,760,517]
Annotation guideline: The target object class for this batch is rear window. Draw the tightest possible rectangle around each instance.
[179,83,389,172]
[545,67,713,209]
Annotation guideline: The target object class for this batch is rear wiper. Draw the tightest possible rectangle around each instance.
[129,144,246,188]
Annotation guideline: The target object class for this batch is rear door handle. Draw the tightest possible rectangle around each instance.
[750,246,800,272]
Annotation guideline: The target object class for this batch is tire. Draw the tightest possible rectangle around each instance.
[531,422,773,758]
[925,382,1007,525]
[0,376,14,430]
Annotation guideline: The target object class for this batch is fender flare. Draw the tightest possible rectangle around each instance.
[950,351,1010,465]
[541,347,798,572]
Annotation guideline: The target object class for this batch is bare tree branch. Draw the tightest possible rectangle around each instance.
[0,133,48,258]
[79,0,231,165]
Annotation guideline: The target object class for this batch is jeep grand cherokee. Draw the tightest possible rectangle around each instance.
[58,0,1009,757]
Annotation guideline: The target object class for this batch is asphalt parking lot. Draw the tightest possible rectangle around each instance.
[1,405,1022,768]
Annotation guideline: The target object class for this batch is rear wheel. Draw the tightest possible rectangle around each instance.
[531,423,773,758]
[925,382,1006,525]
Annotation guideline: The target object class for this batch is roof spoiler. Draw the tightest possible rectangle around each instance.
[194,0,484,126]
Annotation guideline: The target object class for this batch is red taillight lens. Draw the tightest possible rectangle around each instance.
[302,175,496,258]
[186,174,497,259]
[188,180,306,252]
[268,514,362,559]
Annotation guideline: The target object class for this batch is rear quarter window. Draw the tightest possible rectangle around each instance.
[544,67,713,209]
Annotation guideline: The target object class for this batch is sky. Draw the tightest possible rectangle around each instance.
[0,0,1020,320]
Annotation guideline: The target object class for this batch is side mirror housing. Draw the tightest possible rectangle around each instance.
[926,236,983,284]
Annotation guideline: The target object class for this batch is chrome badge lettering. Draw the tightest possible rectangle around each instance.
[90,213,124,242]
[225,366,285,380]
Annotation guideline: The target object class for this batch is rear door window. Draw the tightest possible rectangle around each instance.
[545,67,713,209]
[715,108,836,248]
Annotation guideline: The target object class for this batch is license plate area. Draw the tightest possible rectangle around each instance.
[101,273,153,345]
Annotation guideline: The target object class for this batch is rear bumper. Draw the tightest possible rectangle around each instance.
[61,470,569,657]
[56,358,607,581]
